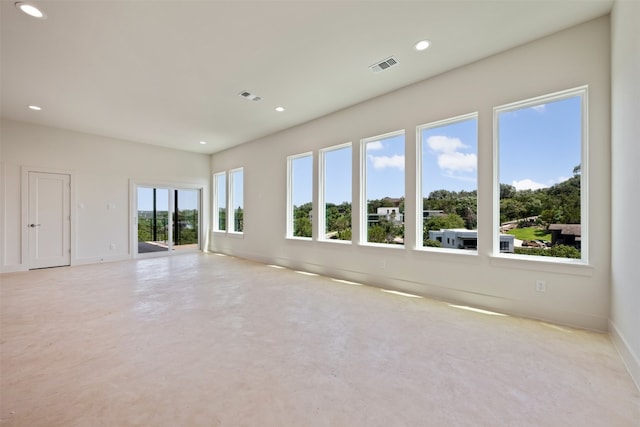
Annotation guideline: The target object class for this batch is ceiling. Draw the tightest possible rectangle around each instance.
[1,0,613,155]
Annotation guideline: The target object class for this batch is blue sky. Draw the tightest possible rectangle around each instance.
[499,96,581,190]
[324,145,351,205]
[421,117,478,197]
[230,170,243,210]
[292,155,313,206]
[291,94,581,206]
[366,133,405,200]
[215,174,226,211]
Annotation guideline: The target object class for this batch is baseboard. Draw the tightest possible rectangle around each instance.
[0,264,28,274]
[609,320,640,392]
[74,254,132,266]
[209,248,609,331]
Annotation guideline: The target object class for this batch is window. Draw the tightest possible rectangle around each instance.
[320,143,352,241]
[495,86,586,261]
[213,172,226,231]
[229,168,244,233]
[361,131,405,245]
[287,153,313,239]
[418,114,478,251]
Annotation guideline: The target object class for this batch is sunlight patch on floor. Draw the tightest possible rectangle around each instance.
[381,289,423,298]
[449,304,508,316]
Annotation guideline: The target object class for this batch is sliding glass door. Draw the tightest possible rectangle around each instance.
[136,185,201,256]
[137,187,170,254]
[173,189,199,250]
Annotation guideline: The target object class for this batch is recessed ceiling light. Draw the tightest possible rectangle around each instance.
[275,107,285,112]
[15,2,46,19]
[199,141,207,145]
[28,105,42,111]
[414,40,431,51]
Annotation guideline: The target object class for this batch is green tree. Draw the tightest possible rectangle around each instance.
[325,202,352,240]
[293,202,313,237]
[294,216,312,237]
[337,228,352,240]
[234,207,243,232]
[514,244,580,259]
[368,225,386,243]
[500,183,517,200]
[424,239,441,248]
[218,208,226,231]
[424,213,465,234]
[500,198,527,223]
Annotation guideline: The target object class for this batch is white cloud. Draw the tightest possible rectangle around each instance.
[437,152,477,173]
[512,179,548,191]
[426,135,476,174]
[531,104,546,113]
[553,176,569,185]
[368,154,405,170]
[366,140,384,151]
[427,135,467,153]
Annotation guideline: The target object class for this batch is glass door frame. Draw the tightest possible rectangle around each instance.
[130,180,203,258]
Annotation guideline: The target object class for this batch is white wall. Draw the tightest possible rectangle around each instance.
[0,120,211,271]
[211,17,611,331]
[610,0,640,388]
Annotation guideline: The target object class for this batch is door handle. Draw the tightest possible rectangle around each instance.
[29,224,41,228]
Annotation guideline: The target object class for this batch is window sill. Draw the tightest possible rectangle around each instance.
[413,247,479,257]
[286,236,313,242]
[358,242,405,250]
[490,253,593,276]
[318,238,352,245]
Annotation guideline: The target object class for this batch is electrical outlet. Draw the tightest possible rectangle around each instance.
[380,260,386,269]
[535,279,546,292]
[110,243,116,250]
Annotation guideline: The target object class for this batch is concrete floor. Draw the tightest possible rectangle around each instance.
[1,253,639,426]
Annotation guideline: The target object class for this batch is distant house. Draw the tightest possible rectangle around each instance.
[368,207,403,226]
[423,210,445,219]
[548,224,581,249]
[428,229,515,253]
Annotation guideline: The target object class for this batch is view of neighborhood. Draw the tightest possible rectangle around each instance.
[292,170,581,259]
[137,208,199,252]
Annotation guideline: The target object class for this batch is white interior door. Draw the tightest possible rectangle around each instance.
[28,172,71,269]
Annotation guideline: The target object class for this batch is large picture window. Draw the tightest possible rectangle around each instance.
[418,114,478,251]
[213,172,226,232]
[495,87,586,261]
[229,168,244,233]
[320,143,352,241]
[287,153,313,239]
[361,131,405,246]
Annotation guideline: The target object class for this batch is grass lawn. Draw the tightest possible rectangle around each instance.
[506,227,551,242]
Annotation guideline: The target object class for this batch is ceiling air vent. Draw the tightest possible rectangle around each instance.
[238,90,262,102]
[369,56,399,73]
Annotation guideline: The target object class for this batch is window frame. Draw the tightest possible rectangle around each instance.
[228,167,244,234]
[416,112,479,254]
[492,85,588,264]
[319,142,352,243]
[359,129,406,247]
[286,152,314,240]
[213,171,227,232]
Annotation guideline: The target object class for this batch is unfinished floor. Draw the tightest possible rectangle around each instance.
[1,253,639,426]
